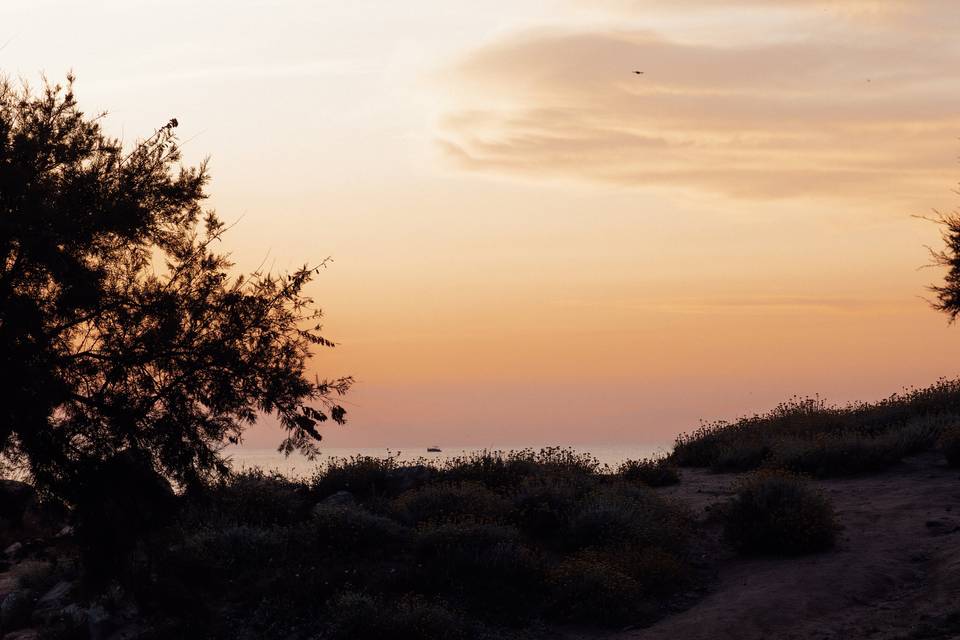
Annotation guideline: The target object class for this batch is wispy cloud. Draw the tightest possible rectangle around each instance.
[436,6,960,199]
[552,295,898,315]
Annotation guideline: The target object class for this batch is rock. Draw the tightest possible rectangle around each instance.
[31,580,73,623]
[87,605,116,640]
[0,574,16,602]
[59,604,88,625]
[2,629,40,639]
[54,525,74,539]
[32,603,89,634]
[2,544,22,561]
[1,589,35,632]
[37,581,71,607]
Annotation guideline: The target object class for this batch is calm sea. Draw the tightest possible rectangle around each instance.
[226,443,672,478]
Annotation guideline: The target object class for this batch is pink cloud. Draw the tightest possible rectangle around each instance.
[436,19,960,199]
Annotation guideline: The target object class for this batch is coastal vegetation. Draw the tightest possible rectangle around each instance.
[671,379,960,476]
[2,449,698,639]
[722,470,837,555]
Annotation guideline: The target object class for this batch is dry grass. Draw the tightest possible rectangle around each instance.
[672,378,960,476]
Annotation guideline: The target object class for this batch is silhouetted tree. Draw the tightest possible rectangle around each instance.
[929,210,960,321]
[0,75,352,498]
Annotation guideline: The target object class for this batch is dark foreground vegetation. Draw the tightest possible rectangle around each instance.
[1,449,696,639]
[672,378,960,476]
[723,470,836,555]
[12,373,960,638]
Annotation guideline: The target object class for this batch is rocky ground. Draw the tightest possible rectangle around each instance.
[0,487,144,640]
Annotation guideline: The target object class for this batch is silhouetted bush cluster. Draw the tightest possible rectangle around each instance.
[672,379,960,476]
[322,592,481,640]
[312,454,413,500]
[939,425,960,468]
[617,456,680,487]
[722,470,837,555]
[114,448,694,639]
[437,447,604,490]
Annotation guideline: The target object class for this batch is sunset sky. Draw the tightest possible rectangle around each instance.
[4,1,960,449]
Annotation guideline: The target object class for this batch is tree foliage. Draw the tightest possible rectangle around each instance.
[0,75,352,495]
[929,209,960,321]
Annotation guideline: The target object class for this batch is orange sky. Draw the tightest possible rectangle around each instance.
[3,0,960,449]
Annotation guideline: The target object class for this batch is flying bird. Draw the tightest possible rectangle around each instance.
[633,70,644,75]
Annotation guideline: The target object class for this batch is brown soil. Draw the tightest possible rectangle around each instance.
[611,452,960,640]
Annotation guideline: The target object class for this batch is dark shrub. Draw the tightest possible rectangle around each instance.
[415,522,547,622]
[324,592,472,640]
[437,448,601,491]
[393,482,509,525]
[770,435,895,477]
[547,556,648,624]
[623,547,690,596]
[770,419,942,477]
[672,423,727,467]
[92,449,697,639]
[895,417,946,455]
[194,469,309,527]
[311,454,403,500]
[510,474,594,539]
[673,381,960,476]
[147,506,412,636]
[0,480,36,526]
[711,441,771,473]
[565,484,688,553]
[0,479,57,550]
[72,450,177,586]
[415,522,519,558]
[939,425,960,467]
[566,545,689,599]
[617,456,680,487]
[385,464,436,495]
[179,524,287,577]
[308,504,408,551]
[723,470,836,555]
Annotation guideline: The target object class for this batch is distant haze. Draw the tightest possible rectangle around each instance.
[5,0,960,448]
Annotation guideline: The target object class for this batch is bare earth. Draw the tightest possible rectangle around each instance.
[605,452,960,640]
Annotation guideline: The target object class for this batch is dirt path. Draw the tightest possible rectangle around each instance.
[617,452,960,640]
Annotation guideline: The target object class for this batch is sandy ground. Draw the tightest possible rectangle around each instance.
[609,452,960,640]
